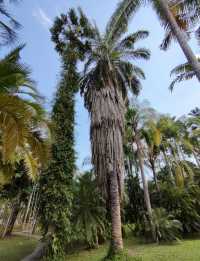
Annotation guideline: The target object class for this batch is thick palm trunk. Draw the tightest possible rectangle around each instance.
[135,136,156,241]
[158,0,200,81]
[86,85,125,253]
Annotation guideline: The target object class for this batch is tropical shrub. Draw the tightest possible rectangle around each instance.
[73,172,108,248]
[152,208,182,242]
[135,208,182,242]
[158,184,200,233]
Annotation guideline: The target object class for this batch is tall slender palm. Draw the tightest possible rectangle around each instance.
[80,7,150,252]
[125,107,156,241]
[118,0,200,81]
[143,121,161,192]
[155,0,200,81]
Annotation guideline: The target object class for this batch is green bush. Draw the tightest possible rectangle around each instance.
[157,184,200,233]
[152,208,183,242]
[135,208,182,242]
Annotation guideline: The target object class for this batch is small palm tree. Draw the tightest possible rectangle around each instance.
[152,208,183,242]
[73,172,107,248]
[142,121,161,192]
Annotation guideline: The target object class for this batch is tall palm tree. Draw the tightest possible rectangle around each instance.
[118,0,200,81]
[154,0,200,81]
[79,7,150,253]
[125,107,156,241]
[143,121,161,192]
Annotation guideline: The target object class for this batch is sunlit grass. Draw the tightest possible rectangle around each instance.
[1,235,200,261]
[65,237,200,261]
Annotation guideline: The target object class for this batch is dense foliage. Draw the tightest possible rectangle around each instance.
[72,172,108,248]
[39,60,78,259]
[124,102,200,242]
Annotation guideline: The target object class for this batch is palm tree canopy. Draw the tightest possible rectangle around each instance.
[79,5,150,101]
[0,46,49,182]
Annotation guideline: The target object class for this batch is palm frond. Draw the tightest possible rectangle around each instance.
[169,71,196,91]
[105,0,141,44]
[117,30,149,49]
[0,2,21,45]
[122,48,151,60]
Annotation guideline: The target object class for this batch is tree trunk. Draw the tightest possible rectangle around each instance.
[162,150,174,182]
[2,201,20,238]
[150,160,160,192]
[135,136,157,242]
[109,166,123,252]
[86,85,125,254]
[193,151,200,168]
[21,242,47,261]
[158,0,200,81]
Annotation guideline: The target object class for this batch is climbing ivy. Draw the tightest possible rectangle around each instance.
[39,9,95,260]
[39,56,78,260]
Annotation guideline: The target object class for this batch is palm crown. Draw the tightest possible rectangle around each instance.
[0,46,49,182]
[80,9,150,101]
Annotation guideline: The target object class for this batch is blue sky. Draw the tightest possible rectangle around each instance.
[6,0,200,169]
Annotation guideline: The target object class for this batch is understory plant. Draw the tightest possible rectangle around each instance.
[73,172,108,248]
[135,208,182,242]
[152,208,183,242]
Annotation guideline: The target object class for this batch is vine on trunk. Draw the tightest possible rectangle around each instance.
[39,52,78,260]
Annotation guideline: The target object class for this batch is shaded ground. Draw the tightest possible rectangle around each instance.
[0,236,37,261]
[1,235,200,260]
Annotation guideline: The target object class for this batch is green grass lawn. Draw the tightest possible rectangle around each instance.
[65,237,200,261]
[0,236,37,261]
[1,236,200,261]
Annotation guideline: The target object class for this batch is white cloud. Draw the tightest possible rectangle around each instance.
[33,7,52,29]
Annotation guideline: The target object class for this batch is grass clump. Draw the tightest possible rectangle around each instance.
[103,250,142,261]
